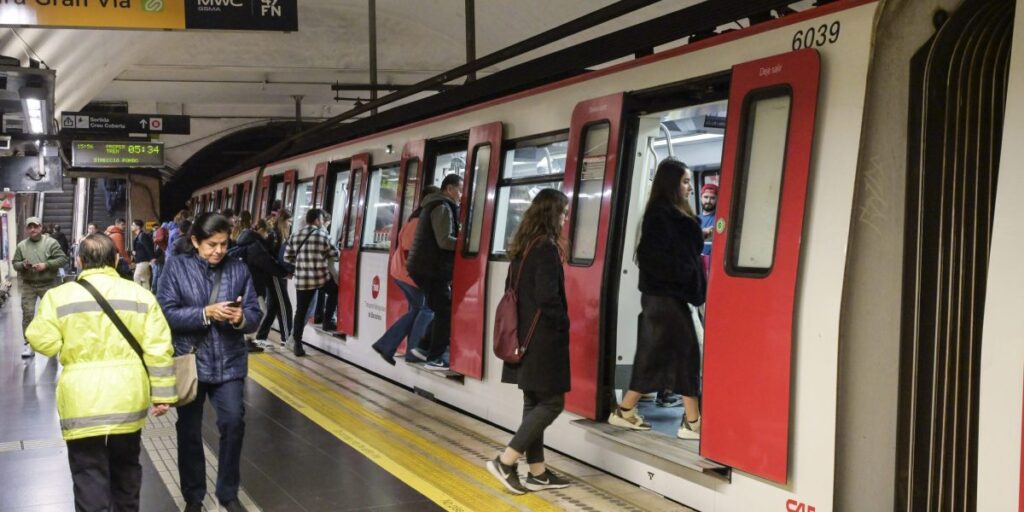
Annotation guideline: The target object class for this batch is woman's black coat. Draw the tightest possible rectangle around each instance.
[500,238,571,394]
[637,203,707,306]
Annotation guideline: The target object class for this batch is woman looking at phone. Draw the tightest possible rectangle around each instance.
[157,213,261,512]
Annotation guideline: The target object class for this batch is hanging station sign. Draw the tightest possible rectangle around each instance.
[61,112,191,135]
[71,141,164,169]
[0,1,297,31]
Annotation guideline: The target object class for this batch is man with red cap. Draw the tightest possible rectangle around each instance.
[699,184,718,256]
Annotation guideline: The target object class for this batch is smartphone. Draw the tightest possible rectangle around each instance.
[226,300,242,308]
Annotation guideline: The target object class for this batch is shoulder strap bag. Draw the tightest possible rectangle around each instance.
[75,278,202,406]
[492,238,543,364]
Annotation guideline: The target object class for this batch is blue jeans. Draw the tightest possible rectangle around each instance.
[372,279,433,360]
[176,379,245,505]
[151,261,162,295]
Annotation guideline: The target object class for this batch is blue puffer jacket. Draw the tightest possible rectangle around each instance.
[157,251,261,384]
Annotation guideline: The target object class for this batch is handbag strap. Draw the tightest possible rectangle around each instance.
[75,279,147,369]
[209,267,225,304]
[510,237,543,292]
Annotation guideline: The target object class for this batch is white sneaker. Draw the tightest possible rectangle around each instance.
[608,407,651,431]
[677,416,701,440]
[21,343,34,359]
[255,339,272,349]
[408,348,428,362]
[284,337,295,351]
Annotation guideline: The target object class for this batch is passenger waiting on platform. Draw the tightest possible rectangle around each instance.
[167,219,193,260]
[49,223,70,261]
[86,222,99,236]
[372,185,440,365]
[131,219,156,291]
[13,216,68,358]
[609,159,706,440]
[106,218,132,278]
[157,213,260,512]
[283,208,338,356]
[487,189,572,494]
[230,210,252,242]
[25,233,175,512]
[406,174,463,370]
[166,209,191,249]
[260,209,294,346]
[152,221,169,296]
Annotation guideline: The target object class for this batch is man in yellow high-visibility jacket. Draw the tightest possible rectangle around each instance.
[26,233,176,512]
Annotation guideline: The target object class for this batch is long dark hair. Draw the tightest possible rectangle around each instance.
[179,213,232,255]
[645,158,695,218]
[507,188,569,261]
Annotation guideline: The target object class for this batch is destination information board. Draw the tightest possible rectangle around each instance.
[72,141,164,169]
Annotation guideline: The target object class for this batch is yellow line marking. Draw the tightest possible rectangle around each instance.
[249,355,563,512]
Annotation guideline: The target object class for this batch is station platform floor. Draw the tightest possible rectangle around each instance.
[0,282,695,512]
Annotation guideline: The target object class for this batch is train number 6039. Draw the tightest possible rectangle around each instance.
[792,21,841,50]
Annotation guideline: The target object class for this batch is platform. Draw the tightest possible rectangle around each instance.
[1,282,694,511]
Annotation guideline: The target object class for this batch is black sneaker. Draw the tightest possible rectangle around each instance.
[524,469,571,491]
[183,502,202,512]
[372,344,396,366]
[246,340,264,353]
[293,341,307,357]
[222,501,246,512]
[486,456,527,495]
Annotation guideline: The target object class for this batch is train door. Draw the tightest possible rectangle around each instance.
[561,93,625,419]
[450,123,503,378]
[701,50,820,483]
[256,176,271,219]
[336,154,370,336]
[386,141,425,332]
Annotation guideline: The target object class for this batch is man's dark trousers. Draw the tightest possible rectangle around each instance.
[66,431,143,511]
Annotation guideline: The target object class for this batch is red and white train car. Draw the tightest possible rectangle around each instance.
[191,0,1024,509]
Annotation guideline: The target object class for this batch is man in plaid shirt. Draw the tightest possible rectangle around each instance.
[283,208,338,356]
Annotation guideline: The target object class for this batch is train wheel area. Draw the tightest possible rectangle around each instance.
[0,284,695,512]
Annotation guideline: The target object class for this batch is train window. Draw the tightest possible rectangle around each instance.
[491,135,568,256]
[291,180,314,235]
[463,145,491,255]
[431,150,467,186]
[344,171,363,248]
[399,159,420,228]
[569,122,610,264]
[362,166,400,250]
[328,171,351,247]
[728,90,792,275]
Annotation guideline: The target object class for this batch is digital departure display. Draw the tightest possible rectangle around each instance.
[71,141,164,168]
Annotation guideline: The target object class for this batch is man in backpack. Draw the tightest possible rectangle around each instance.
[406,174,463,371]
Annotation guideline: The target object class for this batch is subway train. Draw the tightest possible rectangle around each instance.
[186,0,1023,509]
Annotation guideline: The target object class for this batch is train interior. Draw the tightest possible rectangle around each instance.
[614,99,728,442]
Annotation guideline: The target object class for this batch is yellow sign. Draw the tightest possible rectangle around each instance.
[0,0,186,30]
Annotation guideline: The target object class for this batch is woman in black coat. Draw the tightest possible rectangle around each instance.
[487,188,573,495]
[609,158,706,440]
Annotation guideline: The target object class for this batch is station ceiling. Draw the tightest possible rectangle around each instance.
[0,0,704,177]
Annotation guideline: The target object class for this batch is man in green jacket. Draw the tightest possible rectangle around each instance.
[12,216,67,358]
[26,233,175,511]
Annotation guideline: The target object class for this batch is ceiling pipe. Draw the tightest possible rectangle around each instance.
[466,0,476,82]
[368,0,378,117]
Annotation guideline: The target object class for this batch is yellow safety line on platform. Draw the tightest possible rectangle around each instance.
[248,355,563,512]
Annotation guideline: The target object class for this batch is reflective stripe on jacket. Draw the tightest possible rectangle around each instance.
[25,267,175,440]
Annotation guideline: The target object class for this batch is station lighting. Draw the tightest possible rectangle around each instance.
[652,133,723,146]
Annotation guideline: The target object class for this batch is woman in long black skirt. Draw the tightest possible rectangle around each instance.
[608,158,706,439]
[487,189,573,494]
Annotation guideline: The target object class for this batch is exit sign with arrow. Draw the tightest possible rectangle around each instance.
[60,112,190,135]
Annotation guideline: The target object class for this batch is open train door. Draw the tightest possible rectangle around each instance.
[450,123,502,378]
[386,141,426,330]
[701,49,820,483]
[336,154,370,336]
[312,162,329,208]
[563,93,624,419]
[256,175,271,219]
